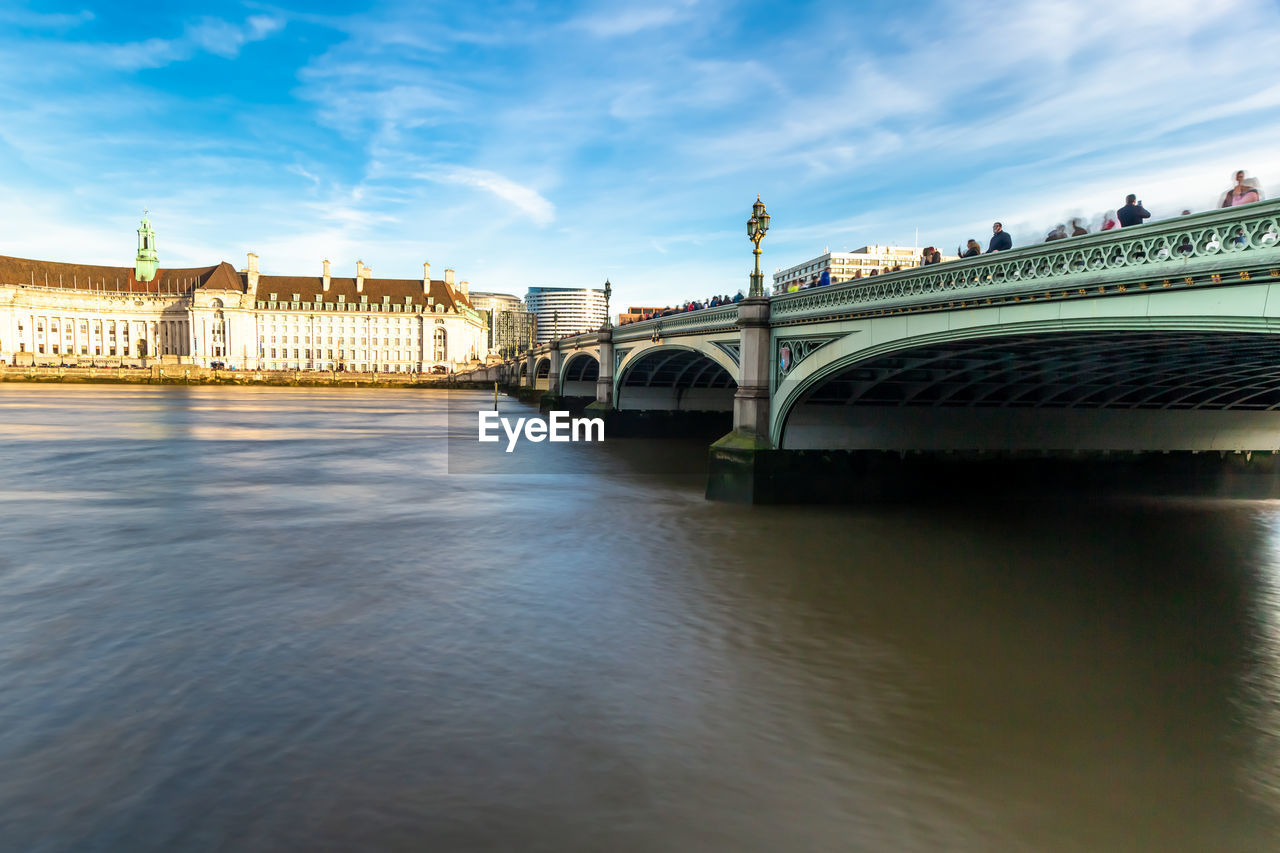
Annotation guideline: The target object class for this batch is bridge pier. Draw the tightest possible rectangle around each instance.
[583,328,615,422]
[707,295,775,503]
[525,351,536,388]
[538,339,567,411]
[595,328,613,407]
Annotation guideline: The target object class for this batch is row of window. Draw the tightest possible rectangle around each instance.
[25,344,178,356]
[256,300,447,313]
[263,363,416,373]
[267,349,421,361]
[261,336,414,345]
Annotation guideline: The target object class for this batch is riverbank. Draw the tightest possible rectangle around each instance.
[0,364,462,388]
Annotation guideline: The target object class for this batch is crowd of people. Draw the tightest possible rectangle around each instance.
[617,170,1268,319]
[1028,170,1264,248]
[618,292,745,326]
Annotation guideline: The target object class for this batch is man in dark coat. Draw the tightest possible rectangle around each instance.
[988,222,1012,252]
[1117,195,1151,227]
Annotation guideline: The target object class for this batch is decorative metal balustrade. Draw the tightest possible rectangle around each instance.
[612,305,740,342]
[771,200,1280,322]
[541,305,740,354]
[521,201,1280,359]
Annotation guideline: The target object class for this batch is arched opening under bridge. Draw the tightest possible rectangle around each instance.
[780,330,1280,452]
[617,347,736,412]
[561,353,600,397]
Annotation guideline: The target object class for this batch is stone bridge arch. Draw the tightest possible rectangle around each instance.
[534,356,551,390]
[615,343,738,411]
[560,350,601,397]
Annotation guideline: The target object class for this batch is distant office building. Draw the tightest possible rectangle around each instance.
[773,246,957,293]
[469,290,535,355]
[618,306,666,325]
[494,308,535,357]
[468,291,524,315]
[525,286,607,343]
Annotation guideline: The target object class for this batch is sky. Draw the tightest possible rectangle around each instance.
[3,0,1280,310]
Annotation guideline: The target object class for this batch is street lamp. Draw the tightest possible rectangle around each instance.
[602,279,612,330]
[552,309,559,341]
[746,195,771,297]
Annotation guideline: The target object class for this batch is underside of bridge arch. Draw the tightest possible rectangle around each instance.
[781,331,1280,451]
[561,353,599,397]
[617,348,737,411]
[534,357,550,390]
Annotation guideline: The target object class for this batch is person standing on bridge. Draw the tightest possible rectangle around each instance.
[987,222,1012,252]
[1117,195,1151,227]
[1220,171,1263,207]
[960,239,981,257]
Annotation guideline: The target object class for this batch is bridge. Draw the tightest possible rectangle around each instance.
[463,200,1280,501]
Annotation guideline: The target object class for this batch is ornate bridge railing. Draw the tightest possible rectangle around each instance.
[557,331,600,350]
[612,305,740,342]
[535,306,742,354]
[771,199,1280,322]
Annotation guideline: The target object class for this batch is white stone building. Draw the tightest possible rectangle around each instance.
[0,216,489,372]
[772,245,958,293]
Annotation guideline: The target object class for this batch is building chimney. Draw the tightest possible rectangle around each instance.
[247,252,259,289]
[458,279,469,299]
[322,259,331,291]
[444,268,455,287]
[356,260,369,293]
[423,261,431,294]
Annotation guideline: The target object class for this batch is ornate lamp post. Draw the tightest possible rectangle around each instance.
[601,279,612,330]
[552,309,559,341]
[746,195,771,298]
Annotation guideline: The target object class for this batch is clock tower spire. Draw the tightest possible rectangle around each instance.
[135,210,157,282]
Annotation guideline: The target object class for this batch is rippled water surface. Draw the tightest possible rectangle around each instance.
[2,385,1280,851]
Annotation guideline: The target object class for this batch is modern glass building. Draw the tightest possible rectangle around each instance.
[469,291,535,355]
[524,286,607,344]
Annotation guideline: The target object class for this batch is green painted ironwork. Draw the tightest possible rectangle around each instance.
[520,201,1280,364]
[771,200,1280,321]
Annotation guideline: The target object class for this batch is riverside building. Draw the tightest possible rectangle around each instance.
[773,245,957,293]
[525,286,607,344]
[0,215,489,371]
[618,306,666,325]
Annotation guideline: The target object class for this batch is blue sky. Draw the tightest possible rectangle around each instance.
[3,0,1280,309]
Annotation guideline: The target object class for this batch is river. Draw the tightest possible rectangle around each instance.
[0,385,1278,850]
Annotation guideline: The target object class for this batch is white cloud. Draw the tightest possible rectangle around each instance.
[97,14,285,71]
[569,2,696,38]
[188,15,284,59]
[424,167,556,225]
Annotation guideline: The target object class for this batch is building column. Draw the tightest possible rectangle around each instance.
[595,328,614,407]
[525,351,536,387]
